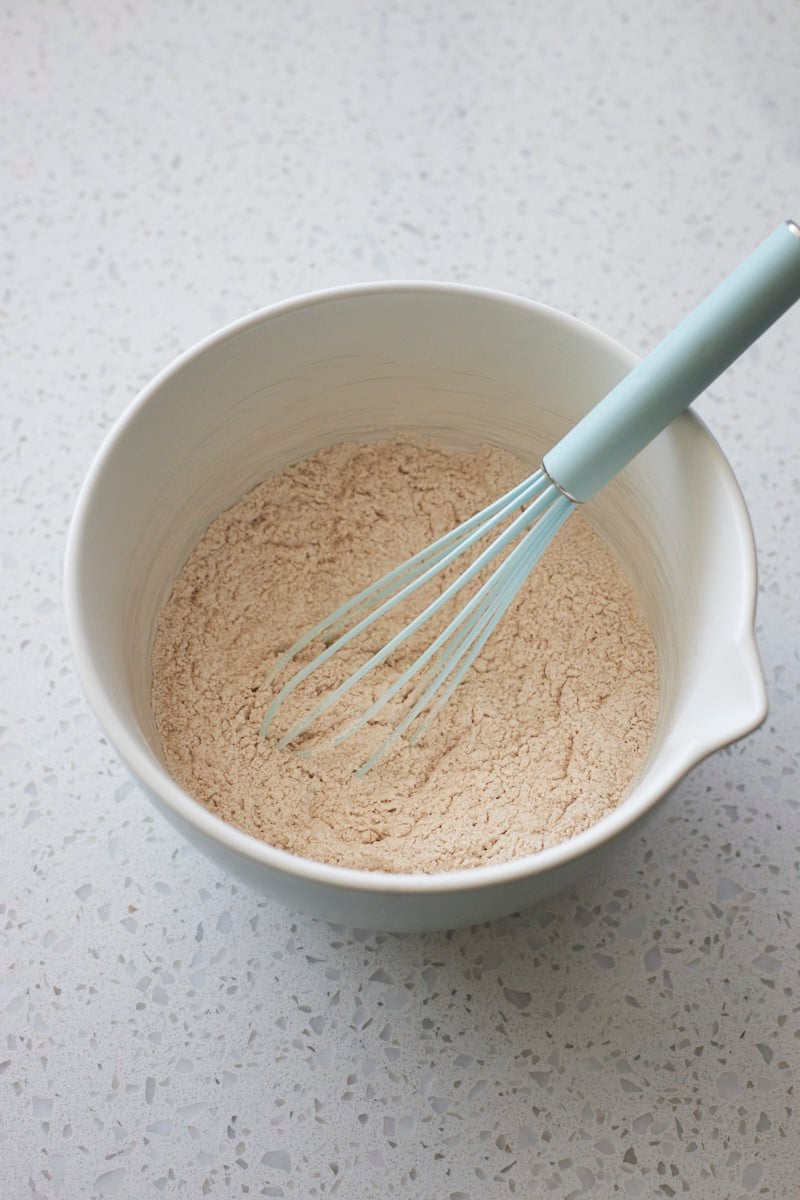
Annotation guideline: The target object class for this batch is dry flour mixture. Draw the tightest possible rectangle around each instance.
[152,440,658,873]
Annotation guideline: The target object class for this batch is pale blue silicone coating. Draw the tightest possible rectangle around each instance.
[543,221,800,502]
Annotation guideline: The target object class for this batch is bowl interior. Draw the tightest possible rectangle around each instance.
[68,285,766,881]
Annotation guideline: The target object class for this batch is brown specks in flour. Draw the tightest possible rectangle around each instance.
[151,440,658,873]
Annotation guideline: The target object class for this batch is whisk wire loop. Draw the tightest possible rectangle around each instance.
[262,467,545,691]
[336,489,574,751]
[260,469,550,742]
[267,476,560,749]
[355,494,575,773]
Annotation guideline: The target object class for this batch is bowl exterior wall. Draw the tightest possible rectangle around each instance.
[135,768,660,932]
[66,283,766,931]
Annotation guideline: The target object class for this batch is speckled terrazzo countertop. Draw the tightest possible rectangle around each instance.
[1,2,798,1197]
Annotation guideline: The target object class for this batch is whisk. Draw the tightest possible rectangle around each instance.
[261,220,800,772]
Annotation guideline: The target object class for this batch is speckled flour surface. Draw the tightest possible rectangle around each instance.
[152,441,657,872]
[5,0,800,1196]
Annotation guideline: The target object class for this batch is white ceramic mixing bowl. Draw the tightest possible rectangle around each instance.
[65,284,767,932]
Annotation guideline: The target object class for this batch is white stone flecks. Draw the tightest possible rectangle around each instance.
[1,1,798,1197]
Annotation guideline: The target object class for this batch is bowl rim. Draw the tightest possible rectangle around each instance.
[64,279,768,896]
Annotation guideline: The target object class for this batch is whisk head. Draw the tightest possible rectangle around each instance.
[259,466,575,772]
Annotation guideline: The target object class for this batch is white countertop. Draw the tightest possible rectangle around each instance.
[2,2,798,1196]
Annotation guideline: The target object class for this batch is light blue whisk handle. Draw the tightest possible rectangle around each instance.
[542,220,800,503]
